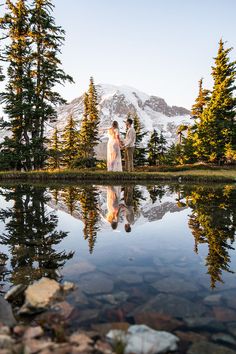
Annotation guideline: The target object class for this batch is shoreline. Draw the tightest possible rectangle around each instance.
[0,168,235,183]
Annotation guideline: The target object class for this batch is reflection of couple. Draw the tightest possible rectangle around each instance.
[106,185,134,232]
[107,118,136,172]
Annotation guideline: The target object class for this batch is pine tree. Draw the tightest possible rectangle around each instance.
[78,93,90,159]
[47,127,61,169]
[133,113,147,166]
[78,77,100,167]
[29,0,73,169]
[181,79,210,163]
[191,78,210,119]
[159,131,167,158]
[0,0,73,171]
[61,115,79,168]
[194,40,236,163]
[147,130,167,165]
[0,0,32,170]
[147,129,159,165]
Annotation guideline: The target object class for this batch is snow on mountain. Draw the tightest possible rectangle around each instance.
[0,84,192,158]
[50,84,192,158]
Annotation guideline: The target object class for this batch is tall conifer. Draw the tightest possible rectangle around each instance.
[195,40,236,163]
[133,113,147,166]
[0,0,32,170]
[61,115,79,168]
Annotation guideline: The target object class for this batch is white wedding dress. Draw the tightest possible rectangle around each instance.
[107,128,122,171]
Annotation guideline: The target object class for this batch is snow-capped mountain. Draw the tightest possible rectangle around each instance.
[0,84,192,158]
[53,84,191,158]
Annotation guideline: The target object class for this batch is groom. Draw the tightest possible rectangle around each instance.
[123,118,136,172]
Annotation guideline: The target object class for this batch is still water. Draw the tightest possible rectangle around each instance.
[0,182,236,345]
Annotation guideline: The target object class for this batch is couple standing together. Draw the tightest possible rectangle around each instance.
[107,118,136,172]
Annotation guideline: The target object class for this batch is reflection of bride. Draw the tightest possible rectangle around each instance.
[107,121,122,172]
[106,186,123,229]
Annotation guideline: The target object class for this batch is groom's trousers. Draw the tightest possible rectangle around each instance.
[125,147,135,172]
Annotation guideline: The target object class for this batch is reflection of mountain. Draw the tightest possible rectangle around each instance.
[48,185,186,227]
[141,202,186,222]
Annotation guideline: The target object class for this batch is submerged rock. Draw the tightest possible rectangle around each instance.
[0,296,16,327]
[187,340,236,354]
[107,324,179,354]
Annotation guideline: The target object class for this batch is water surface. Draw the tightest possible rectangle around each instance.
[0,182,236,348]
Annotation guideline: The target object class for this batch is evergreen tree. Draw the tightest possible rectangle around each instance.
[147,129,159,165]
[147,130,167,165]
[133,113,147,166]
[164,143,182,165]
[182,79,210,163]
[0,0,32,170]
[78,78,100,167]
[61,115,79,168]
[78,92,90,159]
[193,40,236,163]
[191,78,210,119]
[0,0,73,170]
[29,0,73,169]
[47,127,61,169]
[159,131,167,158]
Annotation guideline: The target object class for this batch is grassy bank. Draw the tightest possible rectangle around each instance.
[0,166,235,183]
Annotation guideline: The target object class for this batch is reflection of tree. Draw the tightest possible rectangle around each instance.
[147,184,166,204]
[61,186,80,215]
[0,185,74,285]
[132,186,146,217]
[79,186,100,254]
[183,185,236,288]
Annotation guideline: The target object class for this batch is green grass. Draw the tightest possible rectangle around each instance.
[0,166,235,183]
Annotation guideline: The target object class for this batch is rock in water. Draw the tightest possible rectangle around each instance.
[0,296,16,327]
[107,324,179,354]
[19,277,63,314]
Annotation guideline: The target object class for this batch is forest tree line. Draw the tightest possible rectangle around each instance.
[0,1,235,171]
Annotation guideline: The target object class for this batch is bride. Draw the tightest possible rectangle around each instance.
[107,120,122,172]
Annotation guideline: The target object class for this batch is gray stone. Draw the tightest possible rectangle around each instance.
[4,284,27,302]
[132,294,207,318]
[80,273,113,295]
[0,335,14,349]
[212,332,236,345]
[96,291,128,305]
[187,341,236,354]
[117,272,143,284]
[227,322,236,337]
[185,317,226,331]
[0,296,16,327]
[62,261,96,277]
[203,294,222,306]
[106,324,179,354]
[151,276,199,293]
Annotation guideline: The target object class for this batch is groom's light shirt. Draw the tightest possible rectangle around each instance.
[124,127,136,147]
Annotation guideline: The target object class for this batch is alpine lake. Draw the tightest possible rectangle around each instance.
[0,181,236,353]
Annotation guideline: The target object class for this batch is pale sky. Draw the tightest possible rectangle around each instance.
[1,0,236,110]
